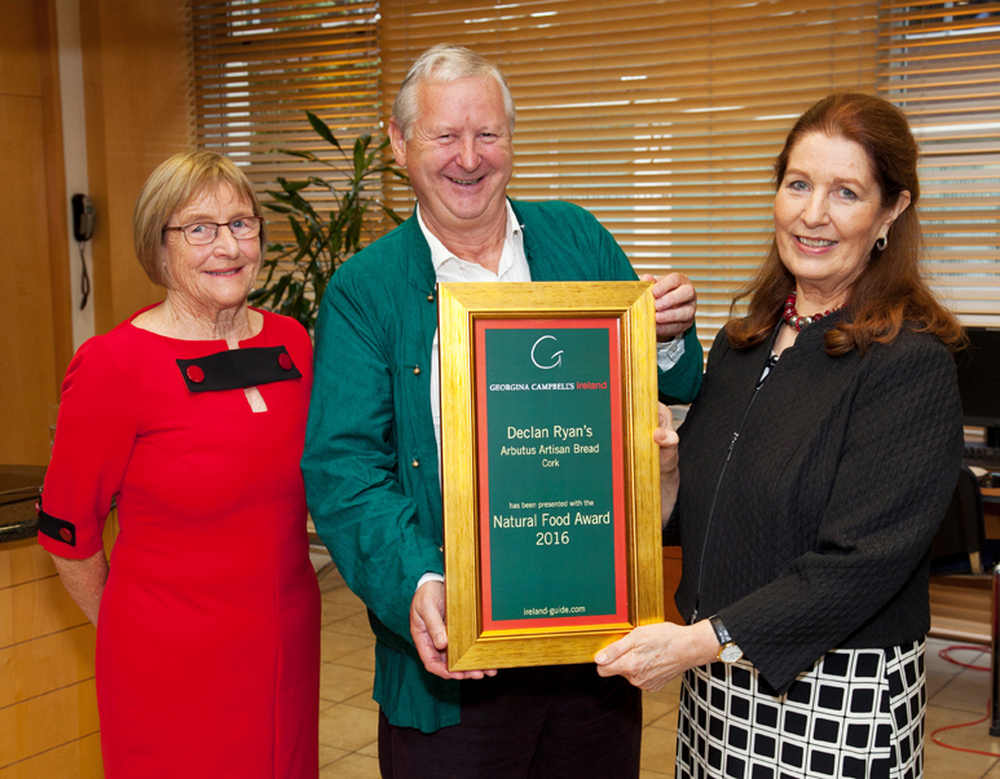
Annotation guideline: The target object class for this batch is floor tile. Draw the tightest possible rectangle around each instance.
[312,572,1000,778]
[931,665,992,714]
[640,722,677,773]
[319,662,374,703]
[322,600,365,625]
[319,751,381,779]
[643,675,682,705]
[325,610,376,638]
[316,566,346,593]
[317,702,379,752]
[643,694,678,728]
[335,644,376,671]
[317,744,348,769]
[320,628,373,663]
[925,704,1000,777]
[342,689,379,712]
[357,739,379,758]
[321,588,367,624]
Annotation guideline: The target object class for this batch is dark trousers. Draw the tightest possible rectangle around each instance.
[377,663,641,779]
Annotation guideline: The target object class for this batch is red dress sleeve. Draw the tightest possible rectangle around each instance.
[39,331,137,559]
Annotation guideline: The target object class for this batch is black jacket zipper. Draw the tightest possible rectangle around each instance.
[690,350,778,623]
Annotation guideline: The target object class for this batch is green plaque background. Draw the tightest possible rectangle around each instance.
[483,325,618,623]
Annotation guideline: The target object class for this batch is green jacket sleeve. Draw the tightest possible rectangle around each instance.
[658,326,703,405]
[302,263,442,642]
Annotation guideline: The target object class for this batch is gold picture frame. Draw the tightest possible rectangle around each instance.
[438,281,664,670]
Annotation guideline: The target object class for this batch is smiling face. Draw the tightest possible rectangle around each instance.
[389,75,513,243]
[774,131,909,309]
[160,183,261,319]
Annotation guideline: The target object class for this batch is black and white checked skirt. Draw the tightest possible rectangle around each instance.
[675,640,926,778]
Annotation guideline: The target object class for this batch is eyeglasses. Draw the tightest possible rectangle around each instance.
[163,216,263,246]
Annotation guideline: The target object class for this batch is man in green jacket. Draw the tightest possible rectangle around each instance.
[302,44,702,778]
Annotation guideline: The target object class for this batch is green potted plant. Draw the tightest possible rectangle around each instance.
[250,110,408,333]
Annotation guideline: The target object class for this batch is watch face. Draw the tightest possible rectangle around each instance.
[719,643,743,663]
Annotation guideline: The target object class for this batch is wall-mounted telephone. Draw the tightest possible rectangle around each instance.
[72,193,95,242]
[71,194,94,309]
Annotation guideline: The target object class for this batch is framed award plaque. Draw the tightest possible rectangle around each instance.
[437,281,664,670]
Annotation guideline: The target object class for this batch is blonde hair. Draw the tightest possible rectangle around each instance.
[392,44,515,140]
[133,150,262,285]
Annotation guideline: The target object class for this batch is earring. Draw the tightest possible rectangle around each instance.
[875,235,887,251]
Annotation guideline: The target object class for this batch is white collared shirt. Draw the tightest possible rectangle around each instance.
[417,202,528,591]
[422,201,530,467]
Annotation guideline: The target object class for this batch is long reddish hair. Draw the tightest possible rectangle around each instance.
[725,92,964,355]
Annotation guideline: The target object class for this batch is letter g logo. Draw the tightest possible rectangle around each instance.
[531,335,563,370]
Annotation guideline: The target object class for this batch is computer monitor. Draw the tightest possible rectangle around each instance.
[955,326,1000,448]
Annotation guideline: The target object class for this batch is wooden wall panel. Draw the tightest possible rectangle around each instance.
[0,14,61,466]
[0,625,95,708]
[0,3,43,98]
[0,576,89,647]
[0,734,102,779]
[80,0,193,333]
[0,681,100,767]
[0,538,57,590]
[0,0,190,773]
[0,0,72,466]
[0,518,115,773]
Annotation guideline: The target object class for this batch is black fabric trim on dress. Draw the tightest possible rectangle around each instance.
[176,346,302,392]
[37,498,77,547]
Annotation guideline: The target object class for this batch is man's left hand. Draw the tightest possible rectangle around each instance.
[642,273,696,340]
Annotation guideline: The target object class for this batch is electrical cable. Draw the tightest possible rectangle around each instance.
[928,642,1000,758]
[78,241,90,310]
[940,644,991,672]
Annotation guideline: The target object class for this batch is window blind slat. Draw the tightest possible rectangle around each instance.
[879,1,1000,327]
[189,0,999,340]
[383,0,880,350]
[191,1,391,255]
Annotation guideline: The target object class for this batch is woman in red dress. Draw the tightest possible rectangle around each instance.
[38,151,320,778]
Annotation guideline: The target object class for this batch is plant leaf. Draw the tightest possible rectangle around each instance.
[275,148,320,162]
[307,111,342,152]
[382,205,406,225]
[277,177,312,193]
[353,135,370,178]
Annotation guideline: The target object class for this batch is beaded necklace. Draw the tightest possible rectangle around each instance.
[781,292,841,331]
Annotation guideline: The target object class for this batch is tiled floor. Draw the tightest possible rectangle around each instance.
[316,565,1000,778]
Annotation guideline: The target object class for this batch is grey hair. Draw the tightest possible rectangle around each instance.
[392,44,516,139]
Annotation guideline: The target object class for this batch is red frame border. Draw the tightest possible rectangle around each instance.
[473,317,629,632]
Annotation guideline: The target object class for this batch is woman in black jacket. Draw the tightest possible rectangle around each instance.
[596,93,965,778]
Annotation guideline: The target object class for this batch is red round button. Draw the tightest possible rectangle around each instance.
[186,365,205,383]
[278,352,293,371]
[59,527,72,542]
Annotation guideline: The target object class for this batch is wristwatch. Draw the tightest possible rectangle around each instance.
[709,614,744,663]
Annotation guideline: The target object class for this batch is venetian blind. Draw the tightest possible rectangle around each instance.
[380,0,879,343]
[190,0,390,246]
[879,1,1000,327]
